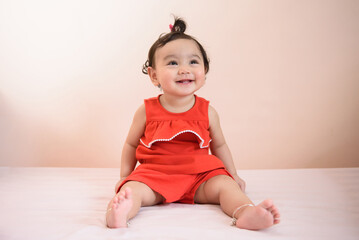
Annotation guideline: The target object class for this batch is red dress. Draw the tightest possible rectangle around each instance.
[117,95,232,203]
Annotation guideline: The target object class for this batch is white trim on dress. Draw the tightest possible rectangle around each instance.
[140,130,212,149]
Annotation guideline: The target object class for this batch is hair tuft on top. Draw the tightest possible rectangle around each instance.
[171,17,186,33]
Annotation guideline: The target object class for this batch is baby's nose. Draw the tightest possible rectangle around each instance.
[178,66,190,74]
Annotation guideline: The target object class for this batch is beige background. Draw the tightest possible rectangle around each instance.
[1,0,358,169]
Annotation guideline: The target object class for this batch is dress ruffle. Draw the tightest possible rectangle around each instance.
[140,119,212,149]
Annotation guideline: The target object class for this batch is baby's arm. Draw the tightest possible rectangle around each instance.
[208,105,246,191]
[116,104,146,192]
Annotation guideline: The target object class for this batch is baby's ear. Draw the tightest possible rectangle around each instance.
[147,67,160,87]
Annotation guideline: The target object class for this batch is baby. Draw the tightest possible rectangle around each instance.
[106,17,280,230]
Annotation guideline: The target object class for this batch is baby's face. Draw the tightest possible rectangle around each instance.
[149,39,206,97]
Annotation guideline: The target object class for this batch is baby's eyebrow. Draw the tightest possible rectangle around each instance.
[191,54,201,59]
[163,55,177,61]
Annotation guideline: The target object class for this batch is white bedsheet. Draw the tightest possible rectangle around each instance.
[0,167,358,240]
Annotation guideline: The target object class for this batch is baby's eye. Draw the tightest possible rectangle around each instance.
[168,61,178,65]
[190,60,199,64]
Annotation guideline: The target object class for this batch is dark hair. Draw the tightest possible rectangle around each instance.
[142,17,210,74]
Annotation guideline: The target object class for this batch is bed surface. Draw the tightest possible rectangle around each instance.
[1,167,358,240]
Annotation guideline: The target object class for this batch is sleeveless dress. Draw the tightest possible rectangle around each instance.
[117,95,232,204]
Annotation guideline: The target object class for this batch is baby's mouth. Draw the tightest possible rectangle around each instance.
[176,80,194,84]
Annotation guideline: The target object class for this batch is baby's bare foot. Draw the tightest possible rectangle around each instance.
[235,199,280,230]
[106,188,133,228]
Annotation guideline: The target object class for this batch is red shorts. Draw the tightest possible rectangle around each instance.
[117,168,231,204]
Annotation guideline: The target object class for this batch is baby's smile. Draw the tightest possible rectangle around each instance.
[176,79,194,84]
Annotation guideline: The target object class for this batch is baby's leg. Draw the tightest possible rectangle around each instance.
[194,175,280,230]
[106,181,164,228]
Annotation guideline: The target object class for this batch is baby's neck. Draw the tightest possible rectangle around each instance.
[159,94,196,113]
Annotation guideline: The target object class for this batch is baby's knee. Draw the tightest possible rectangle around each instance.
[206,174,234,190]
[210,174,233,184]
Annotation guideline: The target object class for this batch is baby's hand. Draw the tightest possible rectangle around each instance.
[232,174,246,192]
